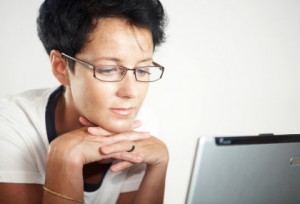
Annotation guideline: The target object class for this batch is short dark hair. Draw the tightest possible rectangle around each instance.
[37,0,167,57]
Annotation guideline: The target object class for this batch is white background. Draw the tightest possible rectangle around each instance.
[1,0,300,203]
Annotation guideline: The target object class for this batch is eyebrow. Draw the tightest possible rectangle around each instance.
[94,57,153,64]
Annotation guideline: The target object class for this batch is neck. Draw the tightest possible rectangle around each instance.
[54,86,110,184]
[55,87,81,136]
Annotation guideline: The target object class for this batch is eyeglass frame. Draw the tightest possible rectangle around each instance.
[61,52,165,82]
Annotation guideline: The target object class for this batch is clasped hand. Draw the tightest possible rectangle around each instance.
[48,116,168,172]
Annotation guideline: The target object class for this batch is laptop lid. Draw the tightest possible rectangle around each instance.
[186,134,300,204]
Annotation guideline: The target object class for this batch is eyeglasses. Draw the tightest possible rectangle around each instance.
[61,53,164,82]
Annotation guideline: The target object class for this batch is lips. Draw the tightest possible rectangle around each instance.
[110,107,135,116]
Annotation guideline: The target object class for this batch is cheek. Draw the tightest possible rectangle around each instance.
[139,84,149,102]
[83,87,114,106]
[70,74,117,116]
[69,70,149,132]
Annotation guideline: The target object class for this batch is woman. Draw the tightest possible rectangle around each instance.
[0,0,168,203]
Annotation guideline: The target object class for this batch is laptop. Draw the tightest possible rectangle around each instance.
[186,134,300,204]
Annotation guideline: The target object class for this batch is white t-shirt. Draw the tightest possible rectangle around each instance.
[0,86,159,204]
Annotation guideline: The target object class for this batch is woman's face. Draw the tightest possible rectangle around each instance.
[66,18,153,133]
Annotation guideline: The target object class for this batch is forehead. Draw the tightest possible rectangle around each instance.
[79,17,154,61]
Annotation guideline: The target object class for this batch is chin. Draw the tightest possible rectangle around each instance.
[107,122,133,133]
[99,119,134,134]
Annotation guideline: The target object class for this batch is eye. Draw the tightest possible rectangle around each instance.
[95,66,118,75]
[136,67,150,75]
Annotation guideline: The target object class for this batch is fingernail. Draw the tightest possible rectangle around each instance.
[88,127,97,135]
[79,117,84,124]
[87,127,93,134]
[135,120,142,125]
[143,132,151,137]
[110,166,119,172]
[136,156,143,162]
[101,146,110,154]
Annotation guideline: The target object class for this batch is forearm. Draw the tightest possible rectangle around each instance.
[134,162,168,204]
[43,145,84,204]
[42,124,151,204]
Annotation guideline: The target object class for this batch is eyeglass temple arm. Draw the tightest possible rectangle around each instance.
[61,52,94,70]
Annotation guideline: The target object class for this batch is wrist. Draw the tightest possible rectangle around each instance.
[150,141,169,168]
[44,145,84,202]
[148,152,169,171]
[45,140,84,186]
[47,139,84,168]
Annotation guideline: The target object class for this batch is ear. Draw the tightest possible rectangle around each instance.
[50,50,70,85]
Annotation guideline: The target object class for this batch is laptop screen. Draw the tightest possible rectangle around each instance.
[186,134,300,204]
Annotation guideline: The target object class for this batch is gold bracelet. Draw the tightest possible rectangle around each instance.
[43,186,84,203]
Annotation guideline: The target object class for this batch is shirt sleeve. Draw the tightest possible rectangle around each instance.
[0,116,43,184]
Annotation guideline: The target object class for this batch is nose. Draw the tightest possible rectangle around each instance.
[116,70,138,99]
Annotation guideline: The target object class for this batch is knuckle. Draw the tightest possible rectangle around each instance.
[118,153,126,160]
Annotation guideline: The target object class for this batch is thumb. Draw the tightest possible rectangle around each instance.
[79,116,112,136]
[79,116,95,127]
[88,120,143,136]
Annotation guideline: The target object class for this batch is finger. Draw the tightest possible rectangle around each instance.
[87,126,112,136]
[79,116,95,127]
[87,120,142,137]
[100,132,150,151]
[101,140,135,154]
[132,120,142,130]
[102,152,143,165]
[110,161,135,172]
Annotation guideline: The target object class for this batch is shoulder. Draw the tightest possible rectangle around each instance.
[0,87,55,110]
[0,88,59,184]
[0,87,55,121]
[0,87,57,141]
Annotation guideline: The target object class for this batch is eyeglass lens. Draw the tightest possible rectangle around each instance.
[94,66,163,82]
